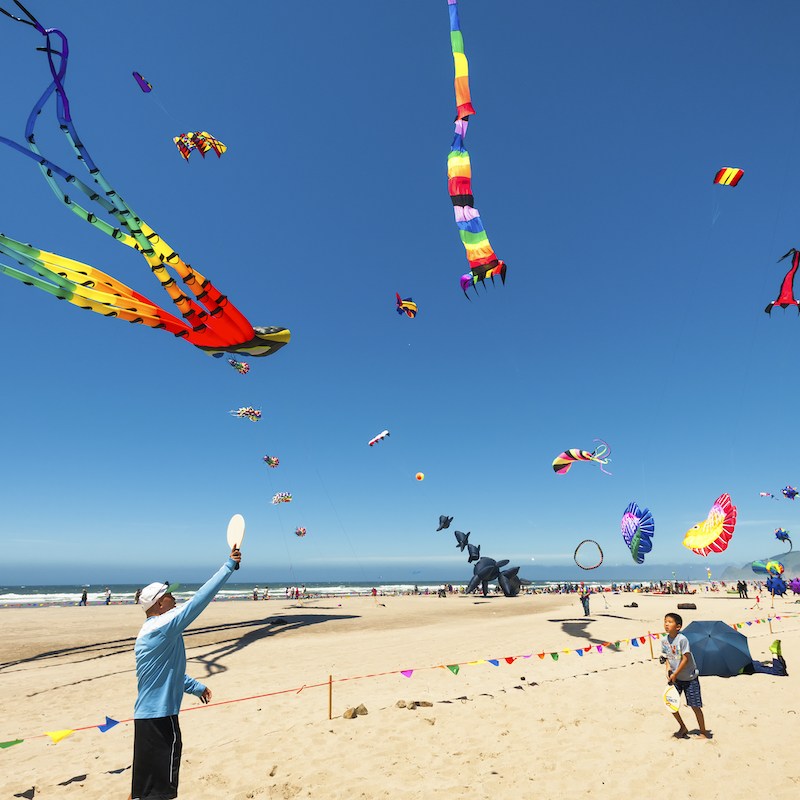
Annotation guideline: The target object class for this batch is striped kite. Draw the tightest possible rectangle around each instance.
[765,249,800,315]
[396,293,418,318]
[713,167,744,187]
[0,3,289,359]
[368,430,390,447]
[447,0,506,296]
[682,493,737,556]
[620,502,655,564]
[552,440,611,475]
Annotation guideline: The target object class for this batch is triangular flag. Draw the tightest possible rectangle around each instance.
[98,716,119,733]
[487,659,499,667]
[0,739,23,749]
[736,623,742,629]
[614,641,620,648]
[583,646,591,653]
[622,639,630,645]
[576,649,584,657]
[537,653,545,659]
[467,660,486,665]
[562,649,571,655]
[756,620,761,624]
[776,616,782,620]
[746,621,752,626]
[401,670,413,678]
[631,638,639,647]
[504,657,516,664]
[46,729,75,744]
[638,637,646,644]
[550,652,559,661]
[446,664,460,675]
[596,645,603,653]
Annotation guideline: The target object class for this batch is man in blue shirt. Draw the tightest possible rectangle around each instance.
[129,546,241,799]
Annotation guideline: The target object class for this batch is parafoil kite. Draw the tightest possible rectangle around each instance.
[446,0,506,296]
[368,430,390,447]
[228,358,250,375]
[263,455,279,468]
[396,293,417,318]
[752,559,784,576]
[775,528,792,551]
[782,485,798,500]
[436,515,454,531]
[272,492,292,505]
[0,4,289,359]
[552,439,611,475]
[132,71,152,93]
[766,575,788,596]
[294,527,307,538]
[230,406,261,422]
[713,167,744,187]
[173,131,227,161]
[573,540,603,570]
[620,502,654,564]
[682,493,737,556]
[765,249,800,315]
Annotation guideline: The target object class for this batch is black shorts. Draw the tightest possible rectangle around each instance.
[131,716,182,800]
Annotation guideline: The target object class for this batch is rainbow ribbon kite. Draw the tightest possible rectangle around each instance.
[447,0,507,296]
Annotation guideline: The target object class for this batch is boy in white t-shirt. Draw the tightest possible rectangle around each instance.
[662,612,710,739]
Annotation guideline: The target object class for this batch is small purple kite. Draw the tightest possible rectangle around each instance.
[132,71,152,93]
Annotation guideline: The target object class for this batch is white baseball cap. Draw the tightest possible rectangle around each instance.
[138,581,180,612]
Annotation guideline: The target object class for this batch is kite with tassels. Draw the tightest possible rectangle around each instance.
[0,2,289,360]
[446,0,507,296]
[552,440,612,475]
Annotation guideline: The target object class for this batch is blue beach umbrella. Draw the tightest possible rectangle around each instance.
[683,620,752,678]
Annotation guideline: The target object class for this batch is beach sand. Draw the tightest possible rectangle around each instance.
[1,590,799,799]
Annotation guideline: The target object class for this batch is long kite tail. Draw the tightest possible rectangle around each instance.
[447,0,507,297]
[0,2,263,351]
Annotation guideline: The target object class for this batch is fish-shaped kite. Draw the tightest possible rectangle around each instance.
[466,543,480,563]
[454,530,471,552]
[396,293,417,318]
[620,502,654,564]
[775,528,792,552]
[682,493,737,556]
[552,439,611,475]
[436,515,454,531]
[368,430,390,447]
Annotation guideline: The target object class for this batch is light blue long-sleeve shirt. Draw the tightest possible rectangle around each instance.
[134,558,235,719]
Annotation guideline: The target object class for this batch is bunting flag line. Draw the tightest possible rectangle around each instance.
[3,612,797,754]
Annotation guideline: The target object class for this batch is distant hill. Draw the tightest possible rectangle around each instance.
[720,550,799,581]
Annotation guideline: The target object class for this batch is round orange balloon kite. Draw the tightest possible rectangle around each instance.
[415,472,425,481]
[682,493,737,556]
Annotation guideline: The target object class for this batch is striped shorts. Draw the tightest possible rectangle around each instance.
[674,677,702,708]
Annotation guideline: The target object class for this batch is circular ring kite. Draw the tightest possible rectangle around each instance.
[574,540,604,570]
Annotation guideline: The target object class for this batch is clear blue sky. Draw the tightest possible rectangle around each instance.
[2,1,800,584]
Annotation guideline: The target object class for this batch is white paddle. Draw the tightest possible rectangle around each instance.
[663,684,681,713]
[226,514,245,571]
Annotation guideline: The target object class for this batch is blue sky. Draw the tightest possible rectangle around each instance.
[2,1,800,584]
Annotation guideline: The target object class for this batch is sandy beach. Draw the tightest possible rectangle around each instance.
[1,590,799,799]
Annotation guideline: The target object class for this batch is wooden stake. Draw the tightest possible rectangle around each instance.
[769,618,774,634]
[328,674,333,720]
[648,631,654,659]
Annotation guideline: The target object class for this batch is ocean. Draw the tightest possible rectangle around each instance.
[0,578,679,608]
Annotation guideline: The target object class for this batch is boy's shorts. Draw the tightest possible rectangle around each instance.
[674,677,702,707]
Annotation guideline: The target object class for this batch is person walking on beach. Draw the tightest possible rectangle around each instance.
[79,588,88,606]
[662,612,710,739]
[579,585,591,616]
[129,544,241,800]
[104,587,111,605]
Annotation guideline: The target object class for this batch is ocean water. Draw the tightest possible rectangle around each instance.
[0,578,674,608]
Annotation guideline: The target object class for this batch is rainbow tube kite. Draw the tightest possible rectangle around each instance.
[447,0,506,296]
[713,167,744,187]
[682,493,737,556]
[0,3,289,359]
[751,559,784,576]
